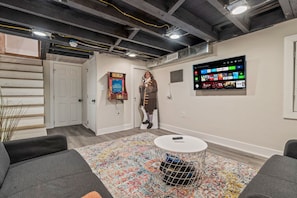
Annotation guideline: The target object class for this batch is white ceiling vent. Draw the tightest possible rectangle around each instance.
[165,52,179,63]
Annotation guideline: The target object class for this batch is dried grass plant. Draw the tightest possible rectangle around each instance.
[0,87,26,142]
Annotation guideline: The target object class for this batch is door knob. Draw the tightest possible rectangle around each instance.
[91,99,96,103]
[78,99,82,102]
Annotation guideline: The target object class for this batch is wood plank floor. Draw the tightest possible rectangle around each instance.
[47,125,267,169]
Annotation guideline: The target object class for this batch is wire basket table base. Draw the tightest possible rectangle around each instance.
[150,147,206,197]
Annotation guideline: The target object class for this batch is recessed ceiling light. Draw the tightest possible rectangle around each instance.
[169,34,181,39]
[226,0,249,15]
[231,5,248,15]
[32,30,48,37]
[166,26,182,39]
[128,53,136,57]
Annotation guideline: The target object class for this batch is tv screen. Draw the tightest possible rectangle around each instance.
[193,55,246,90]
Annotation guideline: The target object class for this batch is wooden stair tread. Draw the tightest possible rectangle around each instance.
[2,104,44,107]
[2,95,44,97]
[0,86,44,89]
[0,54,43,66]
[3,114,45,119]
[0,77,43,81]
[15,124,46,131]
[0,69,43,73]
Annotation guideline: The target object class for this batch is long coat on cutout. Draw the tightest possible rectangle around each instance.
[139,78,158,114]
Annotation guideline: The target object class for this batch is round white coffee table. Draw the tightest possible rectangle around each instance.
[153,135,208,188]
[154,135,208,153]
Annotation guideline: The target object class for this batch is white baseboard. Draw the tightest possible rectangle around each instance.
[82,123,88,129]
[160,123,282,158]
[96,123,133,135]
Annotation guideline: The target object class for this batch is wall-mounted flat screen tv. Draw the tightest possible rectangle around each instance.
[193,55,246,90]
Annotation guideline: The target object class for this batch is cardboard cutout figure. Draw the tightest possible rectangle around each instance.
[139,71,158,129]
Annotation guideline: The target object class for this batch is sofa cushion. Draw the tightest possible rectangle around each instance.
[4,135,67,164]
[3,171,113,198]
[258,155,297,183]
[0,150,95,197]
[0,142,10,187]
[239,173,297,198]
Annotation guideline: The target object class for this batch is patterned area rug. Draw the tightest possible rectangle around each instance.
[76,133,257,198]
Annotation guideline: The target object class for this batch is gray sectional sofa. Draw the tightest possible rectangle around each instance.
[239,139,297,198]
[0,135,113,198]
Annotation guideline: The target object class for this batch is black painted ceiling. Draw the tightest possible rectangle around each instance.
[0,0,295,61]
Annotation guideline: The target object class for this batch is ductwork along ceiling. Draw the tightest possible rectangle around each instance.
[0,0,296,62]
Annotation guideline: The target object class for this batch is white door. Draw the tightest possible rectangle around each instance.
[133,68,147,128]
[86,58,97,133]
[54,63,82,127]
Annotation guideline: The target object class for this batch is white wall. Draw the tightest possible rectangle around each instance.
[5,34,39,57]
[94,53,146,135]
[152,18,297,158]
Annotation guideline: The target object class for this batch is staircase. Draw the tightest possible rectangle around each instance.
[0,54,47,140]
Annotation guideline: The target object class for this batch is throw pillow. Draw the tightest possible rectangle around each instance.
[82,191,102,198]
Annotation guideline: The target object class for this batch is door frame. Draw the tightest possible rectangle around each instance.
[131,65,148,128]
[86,56,97,133]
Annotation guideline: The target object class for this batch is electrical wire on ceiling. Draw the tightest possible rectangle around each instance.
[0,23,31,32]
[76,40,109,50]
[0,23,54,39]
[98,0,170,29]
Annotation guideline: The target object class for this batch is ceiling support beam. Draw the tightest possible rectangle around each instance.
[207,0,250,33]
[109,39,122,52]
[128,29,140,40]
[168,0,186,15]
[48,49,90,59]
[40,41,50,60]
[49,46,93,56]
[120,0,218,41]
[279,0,297,19]
[119,41,163,57]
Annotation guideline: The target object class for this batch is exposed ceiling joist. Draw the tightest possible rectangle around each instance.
[109,39,122,52]
[168,0,186,15]
[279,0,297,19]
[59,0,190,47]
[49,49,90,59]
[40,41,50,60]
[128,29,140,40]
[0,0,174,55]
[120,0,218,41]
